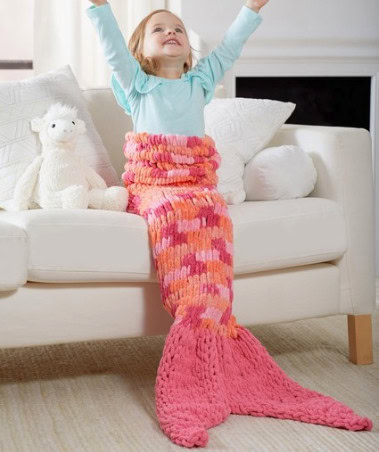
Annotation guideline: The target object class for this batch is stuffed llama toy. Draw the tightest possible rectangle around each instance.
[12,103,128,211]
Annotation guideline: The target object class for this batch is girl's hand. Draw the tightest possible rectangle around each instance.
[88,0,108,6]
[245,0,270,13]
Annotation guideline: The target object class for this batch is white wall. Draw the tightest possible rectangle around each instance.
[0,0,34,80]
[179,0,379,45]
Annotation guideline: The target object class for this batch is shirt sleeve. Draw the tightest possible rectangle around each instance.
[86,3,142,112]
[193,5,263,103]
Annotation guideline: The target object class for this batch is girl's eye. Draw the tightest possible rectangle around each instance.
[153,27,183,33]
[72,121,75,125]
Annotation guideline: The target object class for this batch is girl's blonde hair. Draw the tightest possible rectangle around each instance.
[128,9,195,76]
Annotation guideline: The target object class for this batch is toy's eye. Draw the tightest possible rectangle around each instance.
[72,121,75,125]
[51,124,56,128]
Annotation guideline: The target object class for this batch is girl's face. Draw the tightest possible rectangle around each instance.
[143,12,191,70]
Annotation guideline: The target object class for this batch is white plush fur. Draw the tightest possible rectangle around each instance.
[12,103,128,211]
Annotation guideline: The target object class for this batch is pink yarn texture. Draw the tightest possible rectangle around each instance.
[123,131,373,448]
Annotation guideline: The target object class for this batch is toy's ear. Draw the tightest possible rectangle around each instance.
[30,117,44,132]
[76,119,86,135]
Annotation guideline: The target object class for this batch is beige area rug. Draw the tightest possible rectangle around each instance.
[1,309,378,452]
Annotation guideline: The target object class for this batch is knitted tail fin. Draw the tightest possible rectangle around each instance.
[155,322,231,448]
[219,325,373,431]
[154,314,372,449]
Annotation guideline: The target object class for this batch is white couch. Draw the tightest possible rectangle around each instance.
[0,88,375,365]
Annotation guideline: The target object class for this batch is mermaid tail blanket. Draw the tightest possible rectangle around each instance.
[122,131,372,448]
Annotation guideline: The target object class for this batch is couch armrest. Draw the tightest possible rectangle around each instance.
[0,216,28,291]
[268,124,375,314]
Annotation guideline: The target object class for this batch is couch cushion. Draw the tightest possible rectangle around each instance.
[0,197,346,283]
[0,219,28,290]
[228,197,346,273]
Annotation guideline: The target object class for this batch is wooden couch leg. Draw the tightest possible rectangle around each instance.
[347,314,373,365]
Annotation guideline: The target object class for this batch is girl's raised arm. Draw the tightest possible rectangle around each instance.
[86,1,140,98]
[194,1,268,99]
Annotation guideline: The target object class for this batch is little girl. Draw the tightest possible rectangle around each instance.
[86,0,372,447]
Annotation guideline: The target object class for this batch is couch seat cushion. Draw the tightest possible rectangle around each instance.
[0,197,346,283]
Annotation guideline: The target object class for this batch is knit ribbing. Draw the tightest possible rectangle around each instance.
[123,131,373,448]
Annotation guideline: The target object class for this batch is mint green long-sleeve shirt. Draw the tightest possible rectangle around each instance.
[87,3,262,137]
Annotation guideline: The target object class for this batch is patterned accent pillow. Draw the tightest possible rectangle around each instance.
[0,65,120,208]
[204,97,296,204]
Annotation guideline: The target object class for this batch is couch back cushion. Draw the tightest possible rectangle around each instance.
[81,88,133,178]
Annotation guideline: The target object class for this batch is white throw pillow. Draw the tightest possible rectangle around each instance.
[243,145,317,201]
[0,65,120,208]
[205,97,296,204]
[205,97,296,164]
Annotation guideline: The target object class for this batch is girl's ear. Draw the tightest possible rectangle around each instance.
[30,117,44,132]
[76,119,86,135]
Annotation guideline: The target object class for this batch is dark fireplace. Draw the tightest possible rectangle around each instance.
[236,76,371,131]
